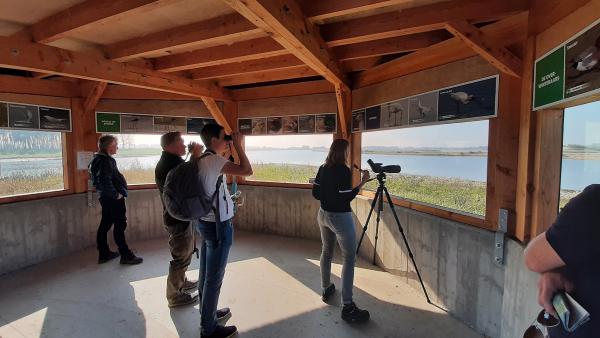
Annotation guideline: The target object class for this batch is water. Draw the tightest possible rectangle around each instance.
[0,150,598,191]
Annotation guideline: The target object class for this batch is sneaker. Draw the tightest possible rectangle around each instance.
[322,283,335,302]
[168,293,199,308]
[341,302,370,323]
[98,251,119,264]
[181,279,199,293]
[201,325,237,338]
[217,308,232,323]
[120,251,143,265]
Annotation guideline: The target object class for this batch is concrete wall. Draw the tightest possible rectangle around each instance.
[0,189,166,275]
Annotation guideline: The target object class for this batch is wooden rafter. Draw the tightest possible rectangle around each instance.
[302,0,436,24]
[0,36,230,100]
[154,37,287,72]
[334,32,445,60]
[201,97,233,133]
[222,0,350,137]
[191,54,303,80]
[353,12,528,88]
[342,57,382,72]
[445,21,523,78]
[231,79,334,100]
[105,13,265,62]
[0,75,78,97]
[320,0,528,47]
[83,82,108,113]
[24,0,163,44]
[216,66,319,86]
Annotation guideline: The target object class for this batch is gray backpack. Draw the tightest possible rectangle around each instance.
[162,153,222,222]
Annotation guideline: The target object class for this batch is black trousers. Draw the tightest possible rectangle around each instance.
[97,197,130,255]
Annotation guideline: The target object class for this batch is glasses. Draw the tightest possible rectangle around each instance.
[523,310,559,338]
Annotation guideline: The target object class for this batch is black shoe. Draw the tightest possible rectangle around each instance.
[342,302,370,323]
[168,293,199,308]
[201,325,237,338]
[322,283,335,302]
[98,251,119,264]
[120,251,143,265]
[217,308,232,323]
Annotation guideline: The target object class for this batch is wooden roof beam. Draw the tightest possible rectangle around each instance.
[154,37,287,72]
[353,12,528,87]
[83,82,108,113]
[445,20,523,78]
[0,75,79,97]
[201,97,233,133]
[320,0,529,47]
[191,54,303,80]
[334,32,445,60]
[222,0,350,137]
[215,65,319,86]
[105,13,265,62]
[0,36,230,100]
[23,0,163,44]
[231,79,334,100]
[302,0,434,24]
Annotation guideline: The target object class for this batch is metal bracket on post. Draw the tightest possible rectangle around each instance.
[494,209,508,265]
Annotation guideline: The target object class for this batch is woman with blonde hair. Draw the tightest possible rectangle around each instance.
[312,138,371,323]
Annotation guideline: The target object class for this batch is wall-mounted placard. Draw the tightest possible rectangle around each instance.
[0,102,7,128]
[8,103,40,130]
[238,118,252,135]
[251,118,266,135]
[534,18,600,110]
[39,107,71,131]
[187,118,216,134]
[353,75,498,133]
[154,116,187,133]
[96,112,121,133]
[121,114,154,133]
[239,113,337,136]
[315,114,337,133]
[298,115,315,133]
[282,116,299,134]
[267,117,283,134]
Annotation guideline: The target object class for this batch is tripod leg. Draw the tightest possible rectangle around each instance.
[356,186,380,255]
[372,192,383,265]
[382,186,432,304]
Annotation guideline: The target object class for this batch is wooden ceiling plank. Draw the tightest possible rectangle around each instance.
[0,75,79,97]
[215,65,319,86]
[201,97,233,133]
[334,32,445,60]
[353,12,528,87]
[190,54,304,79]
[28,0,163,43]
[321,0,529,47]
[0,36,230,100]
[342,57,382,72]
[83,82,108,113]
[303,0,422,23]
[445,20,523,78]
[231,79,334,100]
[105,13,264,62]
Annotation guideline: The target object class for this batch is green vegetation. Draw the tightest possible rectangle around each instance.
[0,172,64,198]
[248,164,317,184]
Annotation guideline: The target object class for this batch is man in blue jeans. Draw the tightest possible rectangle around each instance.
[196,124,252,338]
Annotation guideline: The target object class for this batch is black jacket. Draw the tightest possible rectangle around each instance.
[312,164,359,212]
[155,151,186,226]
[89,152,128,199]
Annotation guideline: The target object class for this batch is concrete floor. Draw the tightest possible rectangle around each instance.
[0,231,481,338]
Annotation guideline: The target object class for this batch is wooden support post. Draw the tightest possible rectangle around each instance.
[530,109,564,237]
[351,132,362,187]
[335,83,351,139]
[70,97,100,193]
[445,20,523,78]
[486,74,521,232]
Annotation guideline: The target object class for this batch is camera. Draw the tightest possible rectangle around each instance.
[224,134,232,141]
[367,159,401,174]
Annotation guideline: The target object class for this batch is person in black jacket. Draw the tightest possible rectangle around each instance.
[89,135,143,265]
[155,131,204,308]
[312,138,371,323]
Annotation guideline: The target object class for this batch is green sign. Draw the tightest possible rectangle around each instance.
[534,46,565,109]
[96,113,120,133]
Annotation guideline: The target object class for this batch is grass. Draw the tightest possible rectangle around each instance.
[248,164,317,184]
[0,171,64,198]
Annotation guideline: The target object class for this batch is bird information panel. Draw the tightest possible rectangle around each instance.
[351,75,498,133]
[534,18,600,110]
[238,113,337,136]
[96,112,215,135]
[0,101,71,132]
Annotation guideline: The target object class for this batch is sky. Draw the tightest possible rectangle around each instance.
[118,100,600,149]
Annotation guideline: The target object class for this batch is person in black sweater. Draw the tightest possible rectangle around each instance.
[155,131,203,308]
[89,135,143,265]
[312,138,371,323]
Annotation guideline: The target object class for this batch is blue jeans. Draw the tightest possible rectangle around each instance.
[317,208,357,305]
[194,219,233,335]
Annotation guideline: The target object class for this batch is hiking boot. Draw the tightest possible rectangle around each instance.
[168,293,199,308]
[217,308,232,323]
[201,325,237,338]
[181,279,199,293]
[120,251,143,265]
[341,302,370,323]
[98,251,120,264]
[322,283,335,302]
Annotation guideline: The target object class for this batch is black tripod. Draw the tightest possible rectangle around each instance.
[356,171,432,304]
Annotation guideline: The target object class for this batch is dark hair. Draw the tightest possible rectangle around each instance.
[325,138,349,168]
[98,135,117,152]
[160,131,182,149]
[200,123,224,147]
